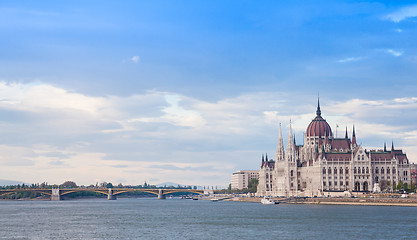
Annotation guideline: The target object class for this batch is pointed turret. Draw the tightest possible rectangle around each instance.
[275,123,285,162]
[286,120,296,162]
[384,142,387,152]
[352,125,357,146]
[262,154,264,162]
[265,153,268,162]
[345,127,348,139]
[391,141,394,152]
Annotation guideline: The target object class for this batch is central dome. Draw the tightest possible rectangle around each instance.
[306,99,332,137]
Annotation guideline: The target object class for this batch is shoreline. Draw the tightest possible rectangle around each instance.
[225,196,417,207]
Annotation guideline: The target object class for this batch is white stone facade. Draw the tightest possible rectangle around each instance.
[231,170,259,190]
[256,100,412,197]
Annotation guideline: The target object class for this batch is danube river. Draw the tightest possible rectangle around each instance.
[0,198,416,239]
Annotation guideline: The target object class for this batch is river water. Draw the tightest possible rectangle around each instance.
[0,198,416,239]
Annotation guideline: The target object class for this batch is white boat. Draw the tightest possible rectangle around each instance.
[210,198,220,202]
[261,197,278,205]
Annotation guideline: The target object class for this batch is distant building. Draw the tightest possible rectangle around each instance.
[411,163,417,186]
[231,170,259,189]
[257,98,412,197]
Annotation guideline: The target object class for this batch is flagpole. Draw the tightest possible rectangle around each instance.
[335,124,338,138]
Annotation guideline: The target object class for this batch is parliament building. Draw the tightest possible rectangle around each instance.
[256,99,411,197]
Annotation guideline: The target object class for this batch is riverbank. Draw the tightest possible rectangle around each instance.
[224,196,417,207]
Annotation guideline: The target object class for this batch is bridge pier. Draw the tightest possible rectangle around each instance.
[51,188,60,201]
[158,189,166,199]
[108,188,117,200]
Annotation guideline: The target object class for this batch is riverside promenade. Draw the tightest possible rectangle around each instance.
[203,193,417,207]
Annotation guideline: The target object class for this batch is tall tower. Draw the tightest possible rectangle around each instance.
[286,121,296,162]
[276,123,285,162]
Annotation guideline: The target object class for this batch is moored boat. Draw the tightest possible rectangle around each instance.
[261,197,278,204]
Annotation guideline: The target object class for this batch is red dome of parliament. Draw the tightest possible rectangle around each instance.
[306,99,333,137]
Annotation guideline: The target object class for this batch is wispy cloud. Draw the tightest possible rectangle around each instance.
[131,56,140,63]
[386,49,403,57]
[337,56,365,63]
[384,5,417,23]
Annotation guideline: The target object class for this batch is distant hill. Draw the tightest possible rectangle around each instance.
[0,179,26,186]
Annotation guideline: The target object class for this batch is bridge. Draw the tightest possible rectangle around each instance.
[0,188,209,200]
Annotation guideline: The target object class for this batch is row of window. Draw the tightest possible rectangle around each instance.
[374,167,396,174]
[323,181,349,187]
[324,176,349,180]
[323,167,400,175]
[323,167,349,175]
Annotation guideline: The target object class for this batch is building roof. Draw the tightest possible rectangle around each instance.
[330,138,351,151]
[324,153,351,162]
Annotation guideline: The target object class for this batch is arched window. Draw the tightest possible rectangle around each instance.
[266,173,269,179]
[362,155,364,160]
[387,167,390,175]
[358,167,361,174]
[366,167,369,174]
[376,167,379,174]
[323,167,326,174]
[290,170,293,177]
[381,167,384,174]
[328,167,332,174]
[354,167,357,174]
[345,167,349,174]
[357,156,360,160]
[362,167,365,174]
[340,167,343,174]
[334,167,337,174]
[393,168,396,174]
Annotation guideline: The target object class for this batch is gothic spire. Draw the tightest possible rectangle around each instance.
[352,125,356,137]
[384,142,387,152]
[352,125,357,146]
[316,96,321,116]
[345,126,348,139]
[286,120,295,162]
[262,154,264,162]
[276,123,285,162]
[391,141,394,152]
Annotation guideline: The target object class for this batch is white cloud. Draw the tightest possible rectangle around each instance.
[0,81,416,186]
[131,56,140,63]
[386,49,403,57]
[337,56,365,63]
[384,5,417,23]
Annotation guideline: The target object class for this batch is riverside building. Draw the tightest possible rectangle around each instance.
[256,99,412,197]
[231,170,259,190]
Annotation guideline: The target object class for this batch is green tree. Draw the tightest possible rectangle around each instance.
[247,179,259,193]
[106,182,114,188]
[61,181,77,188]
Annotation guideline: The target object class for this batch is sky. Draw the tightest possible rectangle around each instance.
[0,1,417,187]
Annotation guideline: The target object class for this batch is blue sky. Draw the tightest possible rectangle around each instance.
[0,1,417,187]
